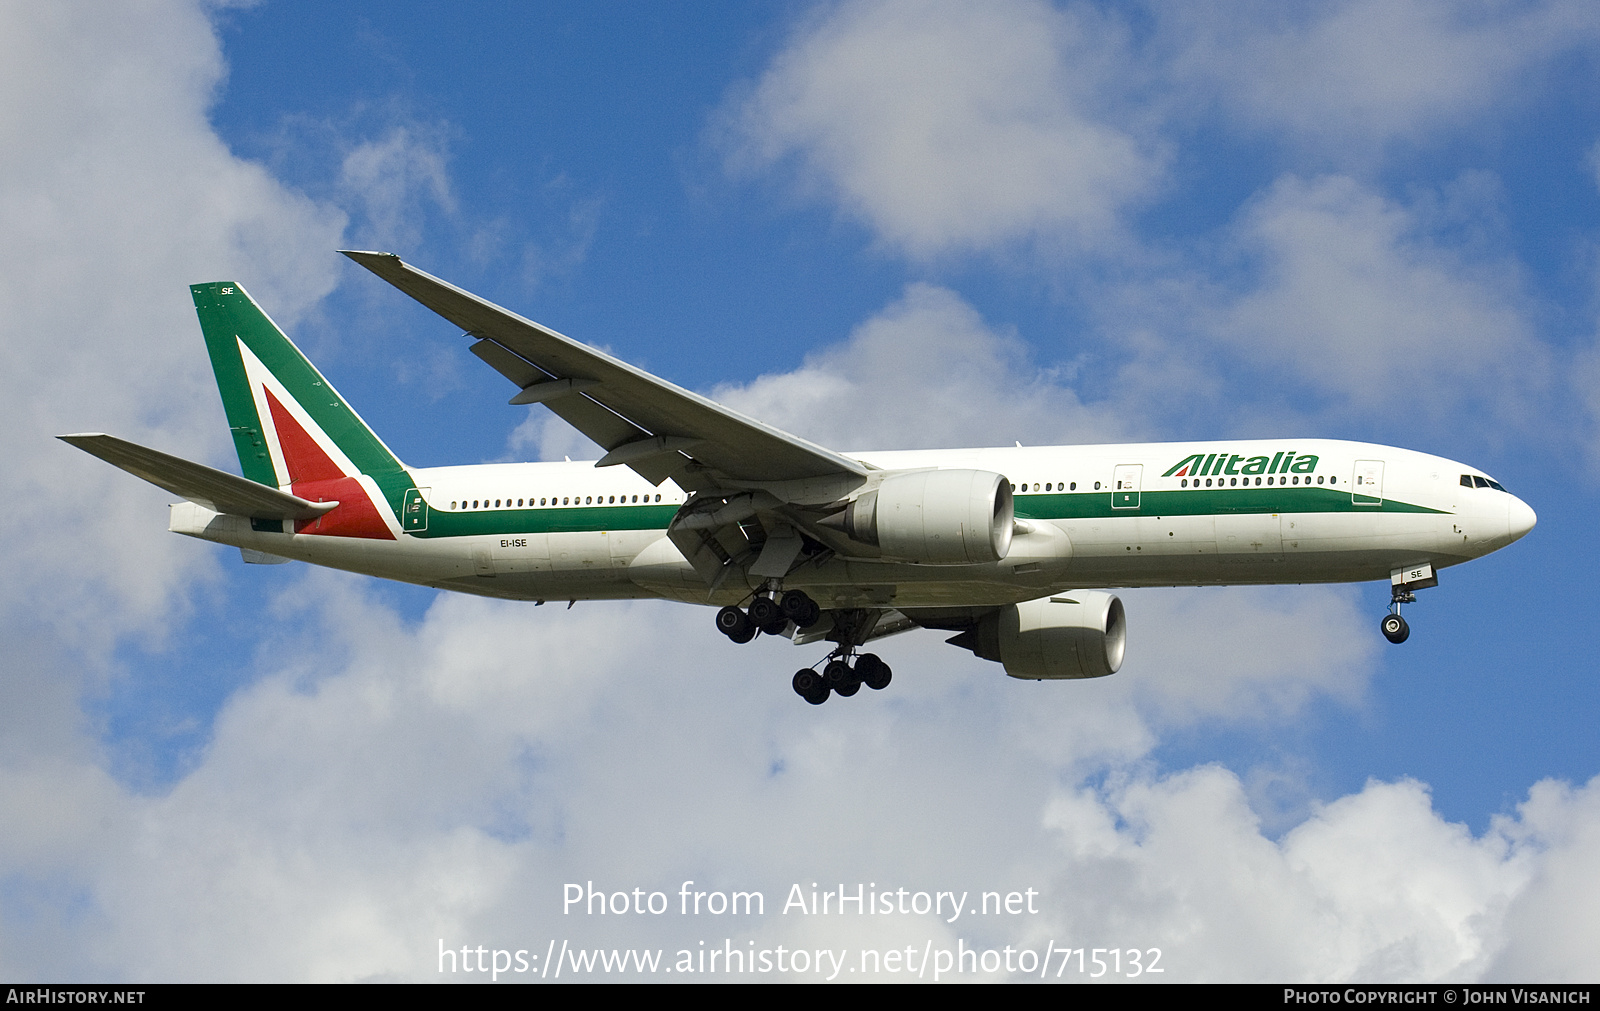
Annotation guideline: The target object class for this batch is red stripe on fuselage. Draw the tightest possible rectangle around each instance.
[263,387,395,540]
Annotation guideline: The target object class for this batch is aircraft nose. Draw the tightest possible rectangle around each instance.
[1508,495,1537,543]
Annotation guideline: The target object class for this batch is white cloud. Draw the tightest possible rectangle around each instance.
[0,568,1592,981]
[338,125,457,253]
[716,282,1128,451]
[723,0,1162,258]
[1216,175,1542,419]
[1038,771,1548,982]
[721,4,1566,439]
[1162,0,1600,154]
[1212,175,1547,424]
[1076,174,1549,437]
[0,1,346,651]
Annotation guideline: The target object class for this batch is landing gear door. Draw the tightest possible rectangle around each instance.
[1112,464,1142,510]
[1352,461,1384,506]
[402,487,430,532]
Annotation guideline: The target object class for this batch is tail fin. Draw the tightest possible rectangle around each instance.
[192,282,408,539]
[192,282,404,485]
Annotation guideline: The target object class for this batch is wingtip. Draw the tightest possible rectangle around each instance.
[339,249,400,261]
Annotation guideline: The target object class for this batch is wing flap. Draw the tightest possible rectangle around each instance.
[340,250,867,488]
[60,433,337,521]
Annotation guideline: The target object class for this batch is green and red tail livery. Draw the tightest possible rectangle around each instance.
[190,282,410,537]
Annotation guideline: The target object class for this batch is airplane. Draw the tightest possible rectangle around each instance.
[61,251,1538,704]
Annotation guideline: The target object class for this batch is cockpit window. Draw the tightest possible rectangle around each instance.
[1462,473,1510,492]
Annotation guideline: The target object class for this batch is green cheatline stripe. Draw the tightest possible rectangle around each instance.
[402,487,1442,541]
[191,282,416,516]
[410,503,680,538]
[1015,486,1445,521]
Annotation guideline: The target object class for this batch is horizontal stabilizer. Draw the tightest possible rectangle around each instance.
[59,433,338,521]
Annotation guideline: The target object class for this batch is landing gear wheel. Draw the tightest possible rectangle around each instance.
[716,606,755,644]
[760,617,790,637]
[780,590,821,628]
[792,669,829,704]
[748,596,780,627]
[857,653,892,691]
[834,676,862,697]
[1381,613,1410,644]
[823,658,854,689]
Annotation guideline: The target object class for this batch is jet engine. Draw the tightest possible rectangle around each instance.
[962,592,1126,679]
[829,469,1014,564]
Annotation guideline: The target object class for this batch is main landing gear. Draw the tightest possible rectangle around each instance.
[715,588,821,644]
[792,653,892,705]
[715,590,892,704]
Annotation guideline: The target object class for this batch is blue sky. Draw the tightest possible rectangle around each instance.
[4,0,1600,982]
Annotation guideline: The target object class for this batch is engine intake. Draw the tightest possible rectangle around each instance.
[834,469,1014,565]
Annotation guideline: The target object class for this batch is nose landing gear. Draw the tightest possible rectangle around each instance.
[1381,563,1436,644]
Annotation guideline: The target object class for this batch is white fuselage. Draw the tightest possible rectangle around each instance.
[169,439,1535,609]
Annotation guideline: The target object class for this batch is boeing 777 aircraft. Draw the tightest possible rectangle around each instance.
[62,252,1537,703]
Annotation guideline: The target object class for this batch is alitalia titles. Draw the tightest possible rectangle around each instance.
[1163,451,1320,479]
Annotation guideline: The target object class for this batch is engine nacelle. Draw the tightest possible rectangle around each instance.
[835,469,1014,565]
[969,592,1126,679]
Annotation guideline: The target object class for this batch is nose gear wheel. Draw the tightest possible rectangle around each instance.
[1382,584,1417,644]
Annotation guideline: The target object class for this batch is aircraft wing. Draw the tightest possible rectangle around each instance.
[59,433,337,521]
[341,250,868,490]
